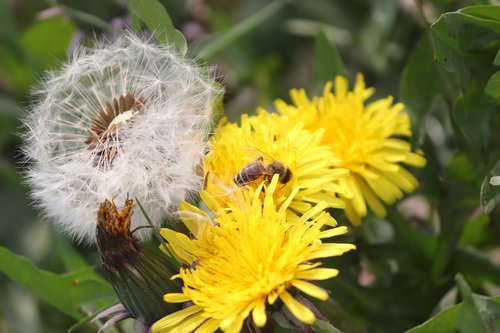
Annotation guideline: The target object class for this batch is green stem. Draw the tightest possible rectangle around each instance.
[59,5,114,31]
[195,0,289,59]
[135,198,181,269]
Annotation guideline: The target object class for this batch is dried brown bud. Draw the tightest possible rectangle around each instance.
[96,198,181,325]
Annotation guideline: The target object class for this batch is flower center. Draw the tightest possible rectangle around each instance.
[108,110,139,129]
[85,92,144,168]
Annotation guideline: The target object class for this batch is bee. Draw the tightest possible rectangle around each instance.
[233,156,292,187]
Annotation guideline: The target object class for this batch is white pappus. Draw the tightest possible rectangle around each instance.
[22,32,222,244]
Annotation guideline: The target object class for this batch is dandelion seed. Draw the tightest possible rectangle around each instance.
[22,32,222,243]
[273,74,426,225]
[152,176,355,333]
[490,176,500,186]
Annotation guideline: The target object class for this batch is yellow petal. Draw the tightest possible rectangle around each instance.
[345,202,362,226]
[319,226,348,239]
[221,317,245,333]
[384,138,411,150]
[371,161,400,173]
[343,175,366,216]
[279,291,316,325]
[297,177,334,189]
[176,313,207,333]
[160,228,196,264]
[152,305,202,331]
[366,173,403,203]
[289,201,312,212]
[296,262,322,271]
[316,213,338,227]
[292,280,329,300]
[297,201,329,223]
[309,244,356,259]
[384,167,418,193]
[195,319,220,333]
[279,185,302,214]
[252,299,267,327]
[178,201,211,236]
[163,293,192,303]
[301,192,345,209]
[405,151,427,167]
[324,182,350,197]
[358,180,387,217]
[295,267,339,280]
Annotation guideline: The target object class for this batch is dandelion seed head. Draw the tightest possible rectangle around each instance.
[23,32,222,244]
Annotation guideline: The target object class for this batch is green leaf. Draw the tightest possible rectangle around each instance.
[55,235,97,272]
[460,5,500,21]
[400,35,447,147]
[314,28,346,86]
[0,246,115,319]
[480,159,500,213]
[447,152,477,183]
[405,302,461,333]
[57,0,116,30]
[406,275,500,333]
[126,0,187,55]
[58,5,112,31]
[459,215,492,247]
[431,6,500,73]
[456,274,500,333]
[313,320,344,333]
[453,93,492,157]
[0,45,32,94]
[194,0,288,59]
[453,246,500,284]
[21,16,76,71]
[430,6,500,153]
[0,15,74,94]
[485,71,500,102]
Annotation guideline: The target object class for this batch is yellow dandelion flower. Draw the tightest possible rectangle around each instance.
[202,111,348,219]
[273,74,427,225]
[152,177,355,333]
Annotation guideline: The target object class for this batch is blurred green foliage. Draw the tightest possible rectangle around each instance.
[0,0,499,332]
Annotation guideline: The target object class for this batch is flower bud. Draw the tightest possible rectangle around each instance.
[96,198,181,325]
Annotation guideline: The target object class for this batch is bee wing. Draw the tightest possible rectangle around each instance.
[242,144,276,164]
[242,143,296,167]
